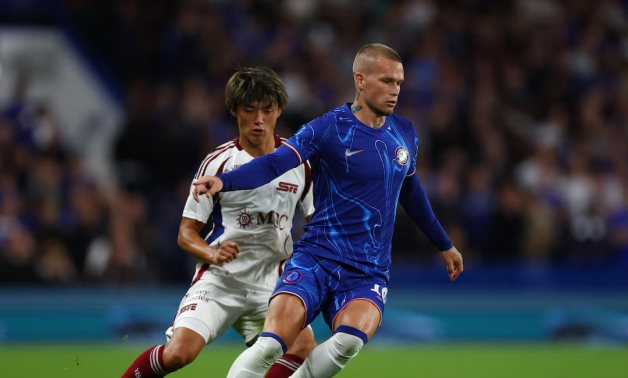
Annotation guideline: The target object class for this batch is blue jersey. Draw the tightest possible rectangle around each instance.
[283,103,417,281]
[218,103,452,284]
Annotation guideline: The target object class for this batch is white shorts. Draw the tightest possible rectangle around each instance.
[166,274,272,345]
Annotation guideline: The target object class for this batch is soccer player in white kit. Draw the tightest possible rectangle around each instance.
[121,67,316,378]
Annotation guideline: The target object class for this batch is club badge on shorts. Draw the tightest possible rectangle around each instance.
[283,270,303,284]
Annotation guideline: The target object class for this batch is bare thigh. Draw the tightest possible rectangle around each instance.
[263,293,307,347]
[332,299,381,340]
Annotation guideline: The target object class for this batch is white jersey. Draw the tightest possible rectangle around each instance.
[182,136,314,291]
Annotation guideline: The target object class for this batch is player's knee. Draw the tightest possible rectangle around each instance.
[253,333,286,362]
[331,333,363,361]
[330,327,367,364]
[163,342,201,370]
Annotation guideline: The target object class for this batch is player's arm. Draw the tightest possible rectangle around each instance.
[195,118,326,200]
[177,217,239,265]
[398,174,463,281]
[194,144,301,200]
[298,161,315,223]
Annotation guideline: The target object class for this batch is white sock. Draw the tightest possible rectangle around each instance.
[226,334,285,378]
[290,329,365,378]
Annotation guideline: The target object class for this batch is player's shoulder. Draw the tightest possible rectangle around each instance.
[311,104,347,125]
[389,113,414,131]
[195,139,239,178]
[206,140,239,161]
[388,114,420,152]
[279,136,311,168]
[205,138,237,152]
[292,106,341,139]
[215,139,238,150]
[328,103,349,116]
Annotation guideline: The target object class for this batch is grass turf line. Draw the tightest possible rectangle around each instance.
[0,343,626,377]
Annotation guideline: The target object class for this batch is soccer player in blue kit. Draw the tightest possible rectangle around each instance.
[193,43,464,377]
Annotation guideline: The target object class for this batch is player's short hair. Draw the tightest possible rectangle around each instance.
[352,43,402,74]
[225,67,288,112]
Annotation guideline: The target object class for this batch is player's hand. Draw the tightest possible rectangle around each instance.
[192,176,224,202]
[440,246,463,282]
[207,241,240,265]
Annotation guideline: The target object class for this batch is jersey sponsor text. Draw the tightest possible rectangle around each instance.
[276,182,299,194]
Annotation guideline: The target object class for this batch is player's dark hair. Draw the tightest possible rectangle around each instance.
[225,67,288,113]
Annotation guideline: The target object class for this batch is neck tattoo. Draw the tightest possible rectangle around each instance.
[351,104,362,113]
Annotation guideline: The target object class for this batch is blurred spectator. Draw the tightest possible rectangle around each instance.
[486,180,527,264]
[0,221,41,284]
[608,187,628,265]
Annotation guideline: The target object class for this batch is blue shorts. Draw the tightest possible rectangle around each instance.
[271,249,388,330]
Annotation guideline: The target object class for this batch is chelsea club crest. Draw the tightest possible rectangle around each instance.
[394,147,409,165]
[283,270,302,284]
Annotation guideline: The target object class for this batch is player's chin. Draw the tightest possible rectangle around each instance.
[378,104,395,116]
[246,133,266,145]
[378,108,393,116]
[250,130,266,138]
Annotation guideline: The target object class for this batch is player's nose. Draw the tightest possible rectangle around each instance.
[254,110,265,124]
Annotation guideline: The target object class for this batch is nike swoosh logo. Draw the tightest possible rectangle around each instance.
[345,148,365,157]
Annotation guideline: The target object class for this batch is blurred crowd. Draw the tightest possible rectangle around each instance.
[1,0,627,286]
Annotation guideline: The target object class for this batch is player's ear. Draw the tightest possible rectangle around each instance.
[355,72,365,90]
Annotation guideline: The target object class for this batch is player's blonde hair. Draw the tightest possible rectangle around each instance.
[225,67,288,113]
[352,43,402,74]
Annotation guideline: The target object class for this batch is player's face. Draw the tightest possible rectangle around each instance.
[233,101,281,147]
[361,58,404,116]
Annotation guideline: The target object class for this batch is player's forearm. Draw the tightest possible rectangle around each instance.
[218,145,300,191]
[399,175,453,251]
[177,227,216,263]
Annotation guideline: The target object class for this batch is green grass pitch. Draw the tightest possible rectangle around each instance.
[1,343,626,377]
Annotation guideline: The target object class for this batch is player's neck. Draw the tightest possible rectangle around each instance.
[351,101,386,129]
[351,104,386,129]
[239,137,275,157]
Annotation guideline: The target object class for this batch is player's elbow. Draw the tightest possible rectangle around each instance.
[177,231,191,251]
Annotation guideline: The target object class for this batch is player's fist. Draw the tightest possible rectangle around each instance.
[192,176,224,202]
[440,246,463,282]
[207,241,240,265]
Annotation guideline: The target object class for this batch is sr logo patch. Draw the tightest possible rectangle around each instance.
[283,270,303,284]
